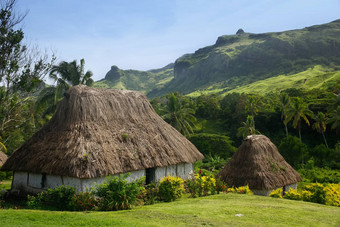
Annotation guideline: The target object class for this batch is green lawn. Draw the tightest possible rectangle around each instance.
[1,193,339,226]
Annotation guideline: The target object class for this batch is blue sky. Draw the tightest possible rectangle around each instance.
[17,0,340,81]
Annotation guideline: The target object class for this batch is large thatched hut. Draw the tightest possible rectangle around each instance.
[1,85,203,194]
[216,135,301,196]
[0,150,7,166]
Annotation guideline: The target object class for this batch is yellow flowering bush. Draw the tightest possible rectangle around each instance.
[301,190,313,202]
[187,170,217,197]
[227,185,253,195]
[280,183,340,207]
[269,188,283,198]
[159,176,185,202]
[283,188,302,200]
[196,173,216,196]
[325,184,340,207]
[302,183,326,204]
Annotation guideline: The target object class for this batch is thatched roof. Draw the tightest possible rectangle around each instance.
[1,85,203,178]
[0,151,7,166]
[216,135,301,190]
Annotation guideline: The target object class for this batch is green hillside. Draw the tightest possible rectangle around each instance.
[188,65,340,97]
[96,19,340,98]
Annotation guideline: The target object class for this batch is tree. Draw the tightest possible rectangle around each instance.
[49,58,94,87]
[0,0,53,152]
[284,97,313,140]
[279,92,290,137]
[328,106,340,134]
[312,112,329,148]
[245,95,261,130]
[237,115,260,138]
[160,93,196,136]
[278,135,308,167]
[37,59,93,117]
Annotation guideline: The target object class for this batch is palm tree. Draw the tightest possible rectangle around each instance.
[328,106,340,134]
[160,93,196,136]
[279,93,290,137]
[284,97,313,140]
[49,58,94,95]
[36,59,94,118]
[312,112,329,148]
[245,95,261,130]
[237,115,260,138]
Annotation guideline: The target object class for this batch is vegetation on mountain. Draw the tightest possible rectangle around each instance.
[148,20,340,97]
[95,20,340,99]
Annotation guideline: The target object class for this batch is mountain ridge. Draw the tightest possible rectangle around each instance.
[94,19,340,97]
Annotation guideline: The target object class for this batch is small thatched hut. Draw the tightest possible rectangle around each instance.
[0,150,7,166]
[1,85,203,194]
[216,135,301,196]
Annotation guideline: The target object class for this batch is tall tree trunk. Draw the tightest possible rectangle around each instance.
[285,123,288,137]
[298,121,302,141]
[298,121,304,164]
[322,131,329,149]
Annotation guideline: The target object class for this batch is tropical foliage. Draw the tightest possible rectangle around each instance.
[158,93,196,136]
[284,97,313,140]
[36,59,94,118]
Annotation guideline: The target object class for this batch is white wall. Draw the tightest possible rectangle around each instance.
[11,163,195,194]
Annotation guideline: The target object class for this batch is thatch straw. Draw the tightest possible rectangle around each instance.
[1,85,203,178]
[216,135,301,190]
[0,151,7,166]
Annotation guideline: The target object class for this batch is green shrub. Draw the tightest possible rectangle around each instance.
[94,174,145,211]
[71,190,97,211]
[298,166,340,183]
[158,176,185,202]
[198,155,227,172]
[27,185,77,210]
[186,178,200,198]
[283,188,302,201]
[269,188,283,198]
[142,182,159,205]
[302,183,326,204]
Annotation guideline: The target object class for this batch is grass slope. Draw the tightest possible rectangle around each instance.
[1,194,339,226]
[187,65,340,97]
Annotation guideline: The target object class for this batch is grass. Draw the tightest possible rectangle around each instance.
[1,193,339,226]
